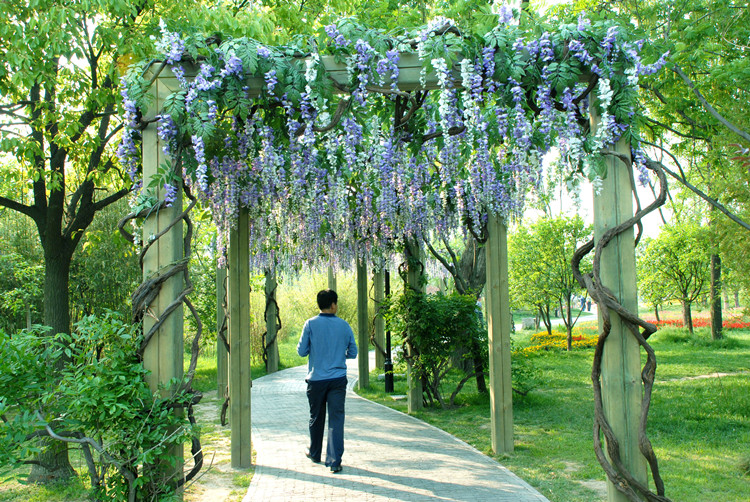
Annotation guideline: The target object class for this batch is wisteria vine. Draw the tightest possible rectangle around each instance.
[120,12,667,273]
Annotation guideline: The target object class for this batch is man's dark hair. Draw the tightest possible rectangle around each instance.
[317,289,338,310]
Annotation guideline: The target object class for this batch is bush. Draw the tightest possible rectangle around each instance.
[383,290,484,408]
[0,313,195,500]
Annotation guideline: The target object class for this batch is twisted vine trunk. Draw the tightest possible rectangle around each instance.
[573,153,672,502]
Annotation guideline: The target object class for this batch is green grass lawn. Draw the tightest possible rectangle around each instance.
[358,323,750,502]
[5,325,748,501]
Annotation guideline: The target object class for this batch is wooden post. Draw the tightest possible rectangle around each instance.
[404,238,424,412]
[373,271,386,370]
[592,117,648,500]
[141,74,184,489]
[217,266,228,397]
[356,258,369,389]
[328,265,337,291]
[485,214,513,454]
[228,208,252,468]
[265,268,280,373]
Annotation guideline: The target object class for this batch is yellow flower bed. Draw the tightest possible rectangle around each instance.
[516,329,599,355]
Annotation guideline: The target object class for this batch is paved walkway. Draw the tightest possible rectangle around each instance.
[243,356,549,502]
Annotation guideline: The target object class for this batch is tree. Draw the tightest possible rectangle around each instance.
[579,0,750,340]
[638,223,710,333]
[509,215,592,349]
[424,231,488,391]
[636,246,672,322]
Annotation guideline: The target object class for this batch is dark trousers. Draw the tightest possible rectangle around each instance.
[306,376,347,467]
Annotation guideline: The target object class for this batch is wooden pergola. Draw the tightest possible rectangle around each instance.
[138,55,645,502]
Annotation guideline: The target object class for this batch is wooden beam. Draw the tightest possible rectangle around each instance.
[141,75,184,491]
[404,238,424,412]
[265,268,279,374]
[228,208,252,469]
[592,120,648,499]
[356,258,369,389]
[373,271,385,370]
[485,214,513,454]
[217,266,228,397]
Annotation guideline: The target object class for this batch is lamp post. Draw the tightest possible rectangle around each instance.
[384,269,394,393]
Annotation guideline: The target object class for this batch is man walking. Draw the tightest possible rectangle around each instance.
[297,289,358,473]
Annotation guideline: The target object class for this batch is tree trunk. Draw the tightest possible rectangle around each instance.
[471,337,487,393]
[735,290,740,309]
[681,300,694,335]
[28,248,76,483]
[654,305,660,322]
[710,254,722,340]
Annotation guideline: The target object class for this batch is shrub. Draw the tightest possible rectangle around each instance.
[0,313,195,501]
[383,290,485,408]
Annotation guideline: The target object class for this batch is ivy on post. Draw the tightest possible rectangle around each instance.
[264,267,280,374]
[591,129,647,500]
[140,72,185,492]
[404,238,425,412]
[216,266,228,397]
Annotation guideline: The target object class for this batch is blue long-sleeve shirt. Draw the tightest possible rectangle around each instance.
[297,313,358,381]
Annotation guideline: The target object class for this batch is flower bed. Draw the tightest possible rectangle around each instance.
[645,318,750,329]
[517,329,599,355]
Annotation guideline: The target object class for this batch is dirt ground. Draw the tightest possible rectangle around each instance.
[183,390,252,502]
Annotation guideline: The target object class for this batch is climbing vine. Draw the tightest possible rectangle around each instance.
[120,12,667,271]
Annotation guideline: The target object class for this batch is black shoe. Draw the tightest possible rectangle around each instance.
[330,465,342,473]
[305,449,321,463]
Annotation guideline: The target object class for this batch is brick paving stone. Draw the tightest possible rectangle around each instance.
[242,354,549,502]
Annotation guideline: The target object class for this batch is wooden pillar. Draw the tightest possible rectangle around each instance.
[228,208,252,468]
[328,265,337,291]
[265,268,280,373]
[485,214,513,454]
[592,122,648,499]
[217,266,228,396]
[373,270,386,370]
[404,238,424,412]
[141,75,184,488]
[356,258,369,389]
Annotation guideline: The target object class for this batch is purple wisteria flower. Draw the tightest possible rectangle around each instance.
[324,25,349,47]
[497,5,514,24]
[257,45,272,58]
[195,63,222,92]
[171,65,187,88]
[633,146,650,185]
[376,49,400,92]
[265,69,278,94]
[352,39,374,105]
[164,182,178,207]
[156,113,178,156]
[637,51,670,76]
[221,55,243,77]
[577,12,591,31]
[601,26,618,58]
[482,47,496,92]
[155,20,184,65]
[191,135,209,194]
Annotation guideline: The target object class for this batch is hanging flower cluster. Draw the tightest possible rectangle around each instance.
[119,12,668,271]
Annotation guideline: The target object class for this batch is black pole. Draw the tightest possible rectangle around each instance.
[384,269,394,393]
